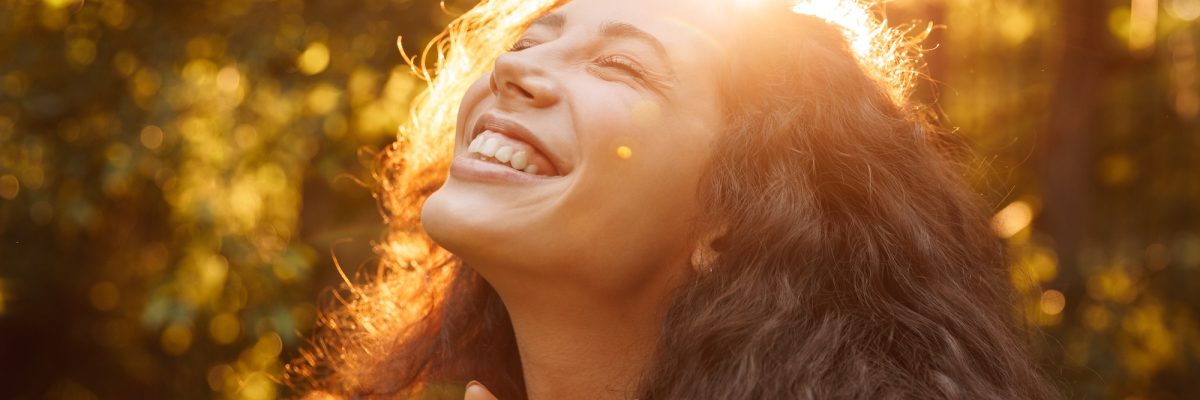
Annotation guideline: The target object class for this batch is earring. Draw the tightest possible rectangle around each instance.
[691,245,715,273]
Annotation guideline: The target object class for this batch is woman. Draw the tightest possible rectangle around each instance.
[288,0,1058,398]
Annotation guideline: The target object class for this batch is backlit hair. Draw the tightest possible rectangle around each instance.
[286,1,1058,398]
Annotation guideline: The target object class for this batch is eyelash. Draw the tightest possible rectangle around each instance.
[594,55,646,78]
[508,39,648,79]
[508,38,537,52]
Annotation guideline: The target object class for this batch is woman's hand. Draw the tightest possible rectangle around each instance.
[464,380,498,400]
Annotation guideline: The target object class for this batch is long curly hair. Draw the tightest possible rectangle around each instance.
[286,1,1059,399]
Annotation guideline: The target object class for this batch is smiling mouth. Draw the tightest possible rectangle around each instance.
[466,130,560,176]
[468,113,569,177]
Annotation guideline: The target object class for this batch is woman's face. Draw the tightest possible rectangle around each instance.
[422,0,731,294]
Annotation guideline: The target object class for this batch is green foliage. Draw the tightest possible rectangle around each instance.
[923,0,1200,397]
[0,0,470,398]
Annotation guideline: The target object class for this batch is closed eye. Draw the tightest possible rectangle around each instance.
[595,55,647,78]
[509,38,539,52]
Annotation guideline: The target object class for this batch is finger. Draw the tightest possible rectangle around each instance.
[464,380,498,400]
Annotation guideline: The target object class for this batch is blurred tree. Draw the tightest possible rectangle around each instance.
[0,0,472,398]
[918,0,1200,398]
[1038,0,1109,294]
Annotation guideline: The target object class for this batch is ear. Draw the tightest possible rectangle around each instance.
[464,380,498,400]
[690,224,727,273]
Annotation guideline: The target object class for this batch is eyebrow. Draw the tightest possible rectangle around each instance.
[598,21,672,68]
[530,12,566,30]
[532,13,671,66]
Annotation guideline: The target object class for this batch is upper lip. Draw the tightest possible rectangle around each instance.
[469,112,569,175]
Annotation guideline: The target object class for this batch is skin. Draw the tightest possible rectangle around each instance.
[420,0,734,398]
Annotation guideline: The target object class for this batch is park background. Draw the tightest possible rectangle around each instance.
[1,0,1197,398]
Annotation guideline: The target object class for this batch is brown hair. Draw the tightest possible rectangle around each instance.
[639,6,1056,399]
[288,1,1058,399]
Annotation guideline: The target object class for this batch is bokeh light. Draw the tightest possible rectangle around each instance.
[993,200,1034,238]
[0,0,455,397]
[616,146,634,160]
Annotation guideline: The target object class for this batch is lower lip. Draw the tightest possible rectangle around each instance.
[449,155,554,184]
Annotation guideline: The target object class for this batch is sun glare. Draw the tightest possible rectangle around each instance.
[792,0,927,104]
[364,0,923,348]
[293,0,928,389]
[734,0,770,8]
[373,0,926,284]
[793,0,876,60]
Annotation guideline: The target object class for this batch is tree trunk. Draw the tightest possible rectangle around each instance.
[1038,0,1109,292]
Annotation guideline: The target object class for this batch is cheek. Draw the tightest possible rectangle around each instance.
[571,93,662,165]
[608,130,711,219]
[571,138,711,285]
[560,98,716,257]
[463,73,492,106]
[455,75,493,137]
[579,97,713,194]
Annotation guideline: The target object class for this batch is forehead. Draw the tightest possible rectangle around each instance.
[549,0,733,59]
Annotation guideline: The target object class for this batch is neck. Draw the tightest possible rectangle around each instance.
[508,300,656,399]
[487,268,682,400]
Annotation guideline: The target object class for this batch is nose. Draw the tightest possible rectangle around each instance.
[489,51,561,109]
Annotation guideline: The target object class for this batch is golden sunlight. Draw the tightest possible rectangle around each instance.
[792,0,926,104]
[363,0,925,355]
[793,0,876,63]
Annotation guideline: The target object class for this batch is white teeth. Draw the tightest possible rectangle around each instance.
[495,146,514,163]
[510,151,528,170]
[480,138,500,157]
[467,135,484,153]
[467,134,547,176]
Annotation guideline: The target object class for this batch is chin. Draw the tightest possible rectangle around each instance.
[421,178,539,269]
[420,181,480,256]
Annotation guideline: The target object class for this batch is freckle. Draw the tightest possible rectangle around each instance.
[631,100,661,128]
[616,145,633,160]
